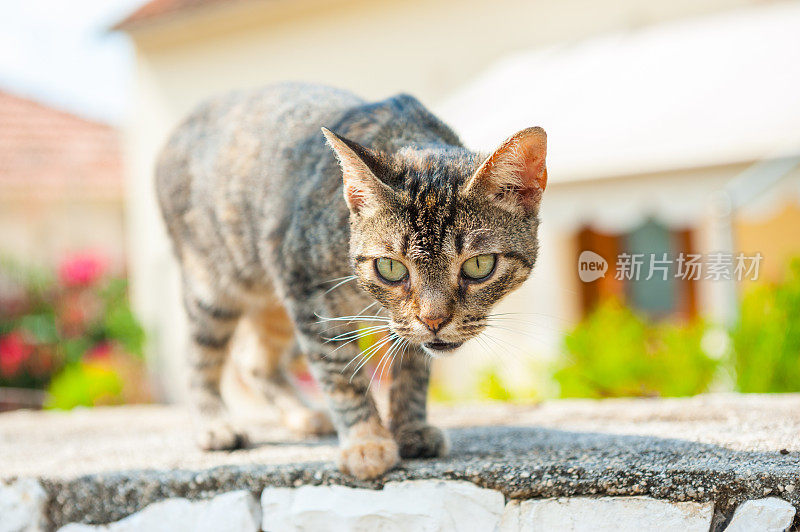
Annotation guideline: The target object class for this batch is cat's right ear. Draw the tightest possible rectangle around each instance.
[462,127,547,216]
[322,128,393,217]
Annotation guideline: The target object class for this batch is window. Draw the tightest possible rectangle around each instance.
[625,220,676,318]
[577,220,697,319]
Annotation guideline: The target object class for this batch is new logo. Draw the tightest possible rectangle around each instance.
[578,251,608,282]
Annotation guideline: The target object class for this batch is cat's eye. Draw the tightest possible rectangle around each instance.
[375,257,408,283]
[461,254,496,281]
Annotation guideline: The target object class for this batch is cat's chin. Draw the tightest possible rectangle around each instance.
[421,340,464,358]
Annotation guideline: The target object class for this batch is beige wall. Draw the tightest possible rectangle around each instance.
[540,164,800,315]
[128,0,766,110]
[0,198,126,272]
[735,189,800,285]
[122,0,771,400]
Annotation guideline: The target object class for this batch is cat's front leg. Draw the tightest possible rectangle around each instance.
[182,275,247,451]
[305,348,399,479]
[389,346,450,459]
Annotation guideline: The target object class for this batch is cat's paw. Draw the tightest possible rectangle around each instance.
[284,407,335,437]
[196,420,248,451]
[393,422,450,459]
[337,437,400,479]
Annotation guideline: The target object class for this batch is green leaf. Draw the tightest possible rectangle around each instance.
[45,362,123,410]
[555,299,717,398]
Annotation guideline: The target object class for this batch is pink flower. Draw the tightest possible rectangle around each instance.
[0,331,33,378]
[86,342,113,361]
[58,252,108,287]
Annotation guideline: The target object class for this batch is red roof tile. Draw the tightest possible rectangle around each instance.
[0,90,122,200]
[113,0,235,30]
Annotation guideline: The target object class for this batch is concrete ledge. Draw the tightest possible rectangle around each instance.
[2,394,800,530]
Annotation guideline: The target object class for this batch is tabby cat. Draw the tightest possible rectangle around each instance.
[156,83,547,479]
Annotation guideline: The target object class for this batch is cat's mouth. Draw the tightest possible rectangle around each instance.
[422,340,463,352]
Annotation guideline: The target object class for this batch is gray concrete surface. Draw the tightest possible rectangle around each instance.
[2,393,800,528]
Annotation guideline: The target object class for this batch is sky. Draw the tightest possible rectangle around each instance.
[0,0,145,125]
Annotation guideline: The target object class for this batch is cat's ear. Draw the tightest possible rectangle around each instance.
[322,127,393,217]
[463,127,547,216]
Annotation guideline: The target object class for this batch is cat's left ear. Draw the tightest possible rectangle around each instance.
[322,127,394,217]
[462,127,547,216]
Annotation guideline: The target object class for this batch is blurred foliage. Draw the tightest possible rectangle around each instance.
[554,299,717,398]
[45,361,123,410]
[430,358,550,404]
[0,252,149,409]
[428,380,454,403]
[101,279,146,358]
[731,258,800,393]
[430,256,800,402]
[476,368,513,401]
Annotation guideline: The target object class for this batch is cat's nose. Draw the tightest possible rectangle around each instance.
[417,314,451,333]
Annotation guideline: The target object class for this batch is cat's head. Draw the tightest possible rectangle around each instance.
[323,127,547,356]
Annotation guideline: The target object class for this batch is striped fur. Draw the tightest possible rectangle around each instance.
[156,83,546,479]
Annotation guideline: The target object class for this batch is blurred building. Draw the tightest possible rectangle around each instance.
[114,0,799,400]
[433,3,800,395]
[438,1,800,320]
[0,90,125,269]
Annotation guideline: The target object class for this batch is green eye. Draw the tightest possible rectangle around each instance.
[375,257,408,283]
[461,254,496,281]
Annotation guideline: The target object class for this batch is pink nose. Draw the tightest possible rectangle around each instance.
[418,314,450,333]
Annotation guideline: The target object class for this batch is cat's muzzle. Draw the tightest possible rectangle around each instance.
[423,340,463,353]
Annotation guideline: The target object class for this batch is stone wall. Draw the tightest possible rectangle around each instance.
[2,395,800,531]
[3,479,796,531]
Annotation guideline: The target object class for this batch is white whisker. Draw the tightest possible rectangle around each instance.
[487,311,571,324]
[324,276,358,294]
[351,335,394,381]
[347,333,396,379]
[347,301,381,324]
[315,313,391,323]
[330,326,391,354]
[399,338,410,369]
[379,337,406,383]
[321,275,357,284]
[325,324,389,342]
[482,323,549,345]
[482,331,537,359]
[484,316,565,334]
[369,336,405,392]
[475,334,518,379]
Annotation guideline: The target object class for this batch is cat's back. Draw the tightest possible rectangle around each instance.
[156,82,364,214]
[155,83,367,288]
[156,83,462,292]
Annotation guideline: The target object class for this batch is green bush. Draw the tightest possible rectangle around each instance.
[731,258,800,392]
[476,367,513,401]
[1,253,149,409]
[45,362,123,410]
[554,299,717,398]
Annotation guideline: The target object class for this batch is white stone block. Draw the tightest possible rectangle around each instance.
[499,496,714,532]
[261,479,505,532]
[0,478,47,532]
[498,500,522,531]
[724,497,796,532]
[57,490,260,532]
